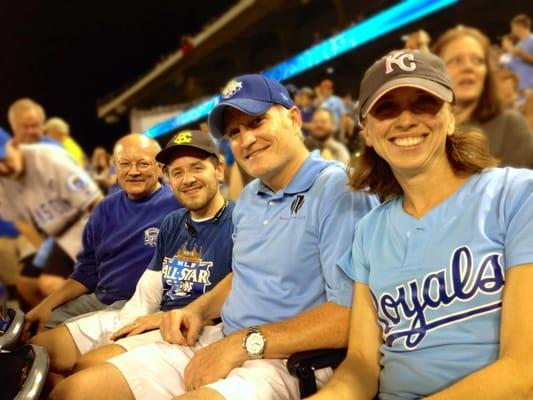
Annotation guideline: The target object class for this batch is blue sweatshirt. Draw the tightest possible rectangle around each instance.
[70,185,181,304]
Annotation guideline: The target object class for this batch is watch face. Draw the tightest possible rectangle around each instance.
[246,332,264,354]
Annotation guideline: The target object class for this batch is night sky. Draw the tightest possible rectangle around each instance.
[0,1,233,153]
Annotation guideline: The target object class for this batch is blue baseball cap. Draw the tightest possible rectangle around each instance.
[208,74,294,138]
[0,127,11,160]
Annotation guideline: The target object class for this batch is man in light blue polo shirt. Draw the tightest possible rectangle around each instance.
[53,75,377,400]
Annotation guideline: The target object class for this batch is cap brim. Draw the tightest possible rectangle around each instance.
[361,77,454,119]
[156,144,217,165]
[208,98,275,139]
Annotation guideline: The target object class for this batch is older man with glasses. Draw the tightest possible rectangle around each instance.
[22,133,181,334]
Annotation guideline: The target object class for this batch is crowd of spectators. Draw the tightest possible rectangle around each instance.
[206,14,532,198]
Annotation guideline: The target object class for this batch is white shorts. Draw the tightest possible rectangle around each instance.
[108,324,332,400]
[66,308,151,355]
[66,310,122,354]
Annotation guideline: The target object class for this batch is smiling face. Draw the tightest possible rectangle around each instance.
[113,135,161,200]
[166,149,223,216]
[439,35,487,106]
[362,87,454,178]
[223,105,307,191]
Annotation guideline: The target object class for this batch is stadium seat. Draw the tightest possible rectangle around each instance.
[0,281,49,399]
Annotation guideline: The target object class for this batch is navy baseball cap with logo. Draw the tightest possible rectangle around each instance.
[358,49,454,121]
[156,130,219,165]
[0,127,11,160]
[208,74,294,139]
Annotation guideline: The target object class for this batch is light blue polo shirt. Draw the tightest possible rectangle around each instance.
[221,151,378,335]
[339,167,533,399]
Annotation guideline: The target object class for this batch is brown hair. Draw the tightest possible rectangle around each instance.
[432,26,502,123]
[349,127,499,202]
[511,14,531,30]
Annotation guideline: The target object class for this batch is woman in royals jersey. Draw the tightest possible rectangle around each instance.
[312,49,533,399]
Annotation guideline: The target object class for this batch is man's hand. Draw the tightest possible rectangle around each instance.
[22,302,52,338]
[160,308,205,346]
[110,312,163,341]
[184,334,248,391]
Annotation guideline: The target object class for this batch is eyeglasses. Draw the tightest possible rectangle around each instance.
[116,160,155,172]
[444,54,485,68]
[370,93,444,120]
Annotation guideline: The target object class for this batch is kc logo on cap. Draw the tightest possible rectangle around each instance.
[173,131,193,145]
[221,80,243,99]
[357,49,454,119]
[385,51,416,74]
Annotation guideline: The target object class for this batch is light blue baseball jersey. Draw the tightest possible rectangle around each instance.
[221,151,378,335]
[0,144,101,259]
[339,167,533,399]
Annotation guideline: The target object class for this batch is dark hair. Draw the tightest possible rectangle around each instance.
[432,26,502,123]
[349,127,499,201]
[511,14,531,30]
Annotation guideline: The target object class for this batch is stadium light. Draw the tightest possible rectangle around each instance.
[145,0,458,138]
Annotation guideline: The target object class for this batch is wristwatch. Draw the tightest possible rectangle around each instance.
[242,326,266,360]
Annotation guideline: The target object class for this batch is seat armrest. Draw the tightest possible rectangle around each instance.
[14,344,50,400]
[287,348,347,398]
[0,308,25,350]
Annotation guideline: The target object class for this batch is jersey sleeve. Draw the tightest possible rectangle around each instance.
[47,147,101,210]
[338,220,370,285]
[0,184,25,222]
[119,269,164,319]
[503,170,533,268]
[317,168,378,307]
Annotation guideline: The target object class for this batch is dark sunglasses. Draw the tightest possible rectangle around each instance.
[370,93,444,120]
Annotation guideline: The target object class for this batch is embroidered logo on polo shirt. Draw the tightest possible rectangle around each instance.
[143,227,159,247]
[291,195,305,215]
[281,195,306,221]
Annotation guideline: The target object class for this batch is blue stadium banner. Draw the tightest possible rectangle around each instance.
[145,0,458,138]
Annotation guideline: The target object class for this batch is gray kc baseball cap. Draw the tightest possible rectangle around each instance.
[358,49,454,120]
[156,130,218,165]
